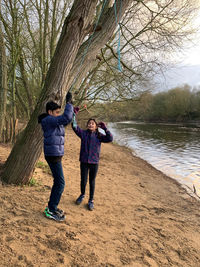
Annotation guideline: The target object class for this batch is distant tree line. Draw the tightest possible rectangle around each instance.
[92,85,200,122]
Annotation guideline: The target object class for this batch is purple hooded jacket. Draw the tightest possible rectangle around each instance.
[72,116,113,164]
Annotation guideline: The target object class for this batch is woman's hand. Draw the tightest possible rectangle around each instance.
[98,121,107,130]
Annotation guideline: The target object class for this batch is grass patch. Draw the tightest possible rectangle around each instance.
[36,161,51,174]
[29,177,38,187]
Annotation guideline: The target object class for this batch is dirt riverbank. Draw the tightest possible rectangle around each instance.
[0,127,200,267]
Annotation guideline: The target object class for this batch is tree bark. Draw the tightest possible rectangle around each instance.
[0,22,7,142]
[18,54,34,116]
[1,0,131,184]
[1,0,98,184]
[68,0,132,91]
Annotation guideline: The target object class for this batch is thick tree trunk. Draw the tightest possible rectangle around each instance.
[1,0,131,184]
[0,23,7,142]
[68,0,132,90]
[1,0,98,184]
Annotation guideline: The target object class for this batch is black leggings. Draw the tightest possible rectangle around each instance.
[80,162,98,201]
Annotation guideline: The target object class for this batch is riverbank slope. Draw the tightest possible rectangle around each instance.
[0,127,200,266]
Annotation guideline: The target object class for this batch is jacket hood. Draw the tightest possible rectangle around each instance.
[38,113,48,123]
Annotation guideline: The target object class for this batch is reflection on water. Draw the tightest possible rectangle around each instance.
[108,121,200,196]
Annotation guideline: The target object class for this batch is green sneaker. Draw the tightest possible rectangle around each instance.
[45,207,64,216]
[44,207,65,221]
[56,208,65,216]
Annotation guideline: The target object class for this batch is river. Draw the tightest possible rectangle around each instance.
[108,121,200,197]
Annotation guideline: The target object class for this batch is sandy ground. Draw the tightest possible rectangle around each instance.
[0,127,200,267]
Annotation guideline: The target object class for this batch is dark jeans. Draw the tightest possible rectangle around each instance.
[80,162,98,201]
[46,160,65,212]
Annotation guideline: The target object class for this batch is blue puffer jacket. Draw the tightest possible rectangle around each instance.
[38,103,73,156]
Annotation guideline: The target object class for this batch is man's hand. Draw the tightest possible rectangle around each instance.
[66,92,72,104]
[74,106,80,114]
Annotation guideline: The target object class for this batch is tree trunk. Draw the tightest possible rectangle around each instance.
[1,0,98,184]
[68,0,132,90]
[1,0,131,184]
[11,65,17,143]
[18,55,34,116]
[0,22,8,142]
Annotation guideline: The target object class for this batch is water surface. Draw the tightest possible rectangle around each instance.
[108,121,200,196]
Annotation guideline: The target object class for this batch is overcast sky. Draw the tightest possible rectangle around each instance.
[154,12,200,91]
[178,43,200,66]
[177,11,200,66]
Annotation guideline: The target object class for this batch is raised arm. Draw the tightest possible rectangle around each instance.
[98,122,113,143]
[45,103,73,127]
[71,113,84,138]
